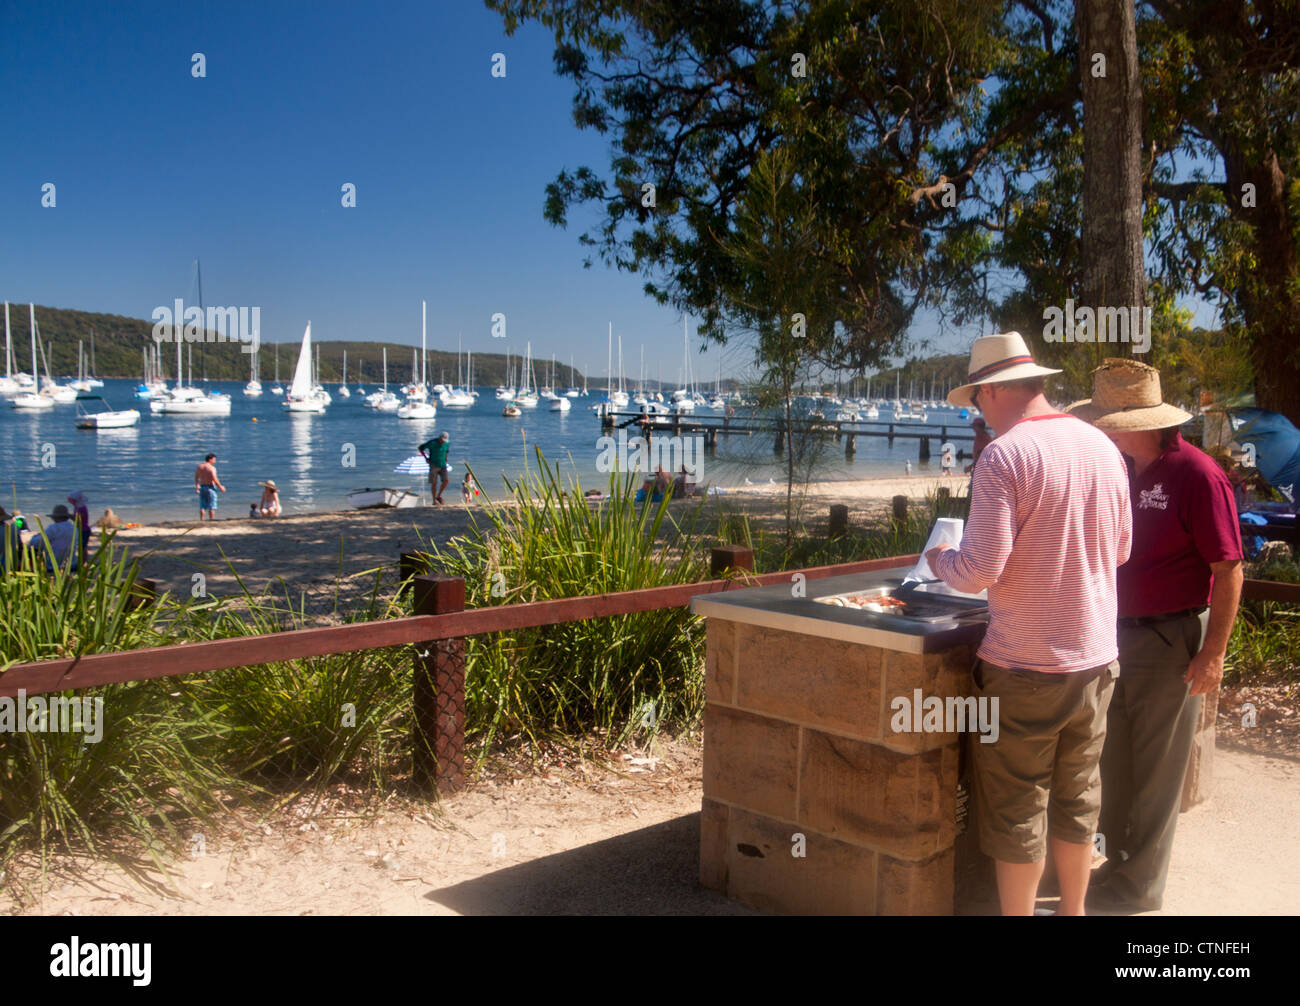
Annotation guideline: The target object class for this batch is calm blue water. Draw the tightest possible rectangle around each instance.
[1,380,976,523]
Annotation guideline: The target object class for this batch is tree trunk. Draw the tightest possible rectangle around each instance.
[1223,149,1300,422]
[1075,0,1147,348]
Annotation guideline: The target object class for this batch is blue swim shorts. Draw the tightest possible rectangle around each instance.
[199,485,218,511]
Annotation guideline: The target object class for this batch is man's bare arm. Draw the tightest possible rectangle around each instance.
[1186,559,1243,696]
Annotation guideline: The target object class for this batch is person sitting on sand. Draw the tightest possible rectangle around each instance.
[257,480,281,517]
[67,491,91,560]
[31,504,82,572]
[653,466,672,501]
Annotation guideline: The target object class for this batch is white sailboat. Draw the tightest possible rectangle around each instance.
[610,328,629,407]
[399,302,437,419]
[243,342,263,396]
[285,322,327,412]
[157,260,232,415]
[10,305,54,410]
[32,318,77,403]
[0,302,22,395]
[270,344,284,395]
[69,342,93,392]
[368,347,401,411]
[439,332,474,407]
[86,331,104,388]
[515,341,539,407]
[496,346,516,399]
[338,350,351,398]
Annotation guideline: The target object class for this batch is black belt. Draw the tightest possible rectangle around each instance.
[1118,606,1206,628]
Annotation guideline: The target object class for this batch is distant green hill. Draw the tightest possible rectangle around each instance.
[4,304,965,391]
[0,304,593,387]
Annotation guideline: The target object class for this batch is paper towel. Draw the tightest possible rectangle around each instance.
[904,517,965,583]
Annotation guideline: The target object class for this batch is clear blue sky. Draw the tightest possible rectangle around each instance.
[0,1,1218,385]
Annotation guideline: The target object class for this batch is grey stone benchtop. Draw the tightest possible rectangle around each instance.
[690,568,989,654]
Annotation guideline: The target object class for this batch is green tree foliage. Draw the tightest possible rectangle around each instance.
[493,0,1300,420]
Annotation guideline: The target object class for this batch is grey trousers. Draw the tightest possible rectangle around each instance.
[1097,609,1208,909]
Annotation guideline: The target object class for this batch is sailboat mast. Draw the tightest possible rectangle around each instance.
[28,304,37,384]
[421,300,427,387]
[3,302,10,380]
[196,258,204,383]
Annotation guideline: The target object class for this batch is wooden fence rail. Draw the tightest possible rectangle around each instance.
[5,515,1300,793]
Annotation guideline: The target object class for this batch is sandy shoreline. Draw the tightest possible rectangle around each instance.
[102,475,967,600]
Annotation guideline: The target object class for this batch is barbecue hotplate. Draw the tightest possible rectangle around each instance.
[813,584,988,624]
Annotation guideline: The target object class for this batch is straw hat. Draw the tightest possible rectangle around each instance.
[99,508,124,529]
[259,480,278,490]
[947,331,1062,408]
[49,504,72,520]
[1067,358,1193,431]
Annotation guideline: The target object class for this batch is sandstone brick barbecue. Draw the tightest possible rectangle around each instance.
[691,570,989,915]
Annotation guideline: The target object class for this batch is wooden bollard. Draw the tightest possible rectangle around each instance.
[845,432,856,456]
[412,574,466,793]
[711,544,754,576]
[828,504,849,539]
[891,494,908,532]
[919,436,931,460]
[127,577,157,611]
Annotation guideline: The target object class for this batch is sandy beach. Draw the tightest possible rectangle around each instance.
[105,475,968,600]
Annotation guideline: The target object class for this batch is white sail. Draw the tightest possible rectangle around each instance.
[289,322,314,398]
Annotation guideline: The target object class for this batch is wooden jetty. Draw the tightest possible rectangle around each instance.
[597,409,978,460]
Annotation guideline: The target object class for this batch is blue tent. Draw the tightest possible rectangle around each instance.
[1230,408,1300,503]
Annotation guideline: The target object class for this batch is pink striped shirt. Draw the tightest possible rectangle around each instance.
[931,413,1131,673]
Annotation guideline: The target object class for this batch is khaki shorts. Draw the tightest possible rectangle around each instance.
[971,659,1119,864]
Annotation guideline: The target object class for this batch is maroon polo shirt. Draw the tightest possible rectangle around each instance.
[1117,431,1243,618]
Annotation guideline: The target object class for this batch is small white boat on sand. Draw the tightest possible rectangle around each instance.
[347,487,419,509]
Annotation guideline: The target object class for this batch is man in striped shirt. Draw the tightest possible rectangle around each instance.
[926,332,1132,915]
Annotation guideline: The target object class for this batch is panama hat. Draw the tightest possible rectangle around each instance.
[1067,358,1193,431]
[259,480,278,490]
[947,331,1062,408]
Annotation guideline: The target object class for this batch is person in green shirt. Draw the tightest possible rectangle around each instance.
[419,432,451,505]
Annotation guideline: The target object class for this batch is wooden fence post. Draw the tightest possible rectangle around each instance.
[412,574,466,793]
[828,504,849,539]
[711,545,754,575]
